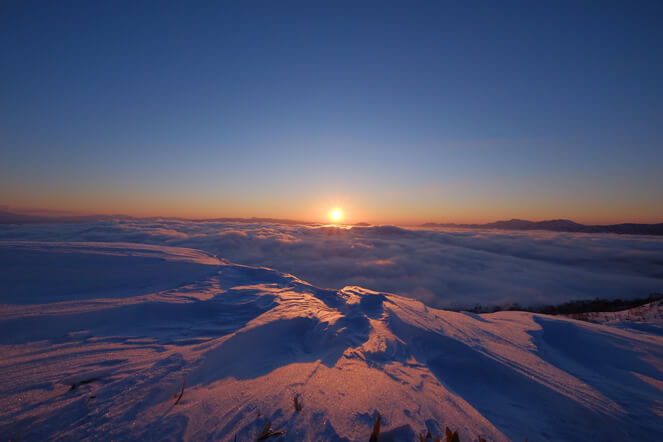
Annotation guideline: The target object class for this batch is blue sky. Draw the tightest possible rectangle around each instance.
[1,1,662,223]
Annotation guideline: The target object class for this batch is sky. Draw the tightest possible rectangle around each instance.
[1,1,662,225]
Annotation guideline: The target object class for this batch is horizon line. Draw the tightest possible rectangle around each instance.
[1,207,662,228]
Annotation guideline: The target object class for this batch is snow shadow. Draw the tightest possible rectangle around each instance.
[387,314,627,441]
[532,316,663,439]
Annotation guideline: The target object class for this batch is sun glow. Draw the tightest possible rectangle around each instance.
[330,208,343,223]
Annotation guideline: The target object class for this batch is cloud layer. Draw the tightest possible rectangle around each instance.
[1,220,662,309]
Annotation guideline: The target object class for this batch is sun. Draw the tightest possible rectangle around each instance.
[330,208,343,223]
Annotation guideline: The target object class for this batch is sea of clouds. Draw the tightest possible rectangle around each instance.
[1,220,662,309]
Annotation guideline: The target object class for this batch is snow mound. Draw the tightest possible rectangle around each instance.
[0,242,662,441]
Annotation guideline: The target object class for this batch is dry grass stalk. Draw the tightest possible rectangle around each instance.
[256,421,285,440]
[174,379,186,405]
[445,426,459,442]
[68,377,100,391]
[419,429,442,441]
[369,413,381,442]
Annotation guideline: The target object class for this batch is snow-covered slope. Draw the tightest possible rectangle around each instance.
[1,241,662,441]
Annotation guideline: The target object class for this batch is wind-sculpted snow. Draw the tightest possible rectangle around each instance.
[1,242,662,441]
[2,220,662,308]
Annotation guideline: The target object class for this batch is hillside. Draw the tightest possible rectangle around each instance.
[568,299,663,334]
[1,241,662,441]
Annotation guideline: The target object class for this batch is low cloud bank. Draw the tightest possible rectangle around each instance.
[1,220,662,309]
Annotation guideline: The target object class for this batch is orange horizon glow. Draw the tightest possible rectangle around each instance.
[3,201,663,227]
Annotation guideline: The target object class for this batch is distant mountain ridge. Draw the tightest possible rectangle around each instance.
[422,218,663,236]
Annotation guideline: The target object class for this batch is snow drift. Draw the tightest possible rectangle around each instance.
[0,241,662,441]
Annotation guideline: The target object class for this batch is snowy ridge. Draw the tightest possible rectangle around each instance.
[1,242,662,441]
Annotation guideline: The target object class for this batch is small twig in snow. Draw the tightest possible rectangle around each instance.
[369,413,381,442]
[444,427,459,442]
[257,421,285,440]
[174,379,186,405]
[68,377,100,391]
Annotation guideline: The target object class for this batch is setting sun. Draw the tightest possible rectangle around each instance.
[330,208,343,223]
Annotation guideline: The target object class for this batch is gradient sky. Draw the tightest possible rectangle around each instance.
[1,1,662,224]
